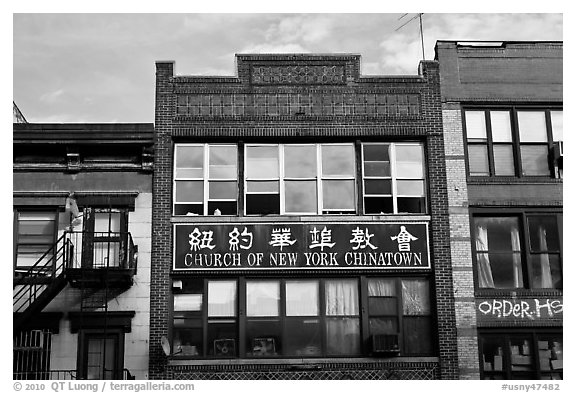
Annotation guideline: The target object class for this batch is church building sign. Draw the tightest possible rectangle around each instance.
[173,222,430,271]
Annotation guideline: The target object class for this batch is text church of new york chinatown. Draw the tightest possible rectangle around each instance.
[150,54,459,380]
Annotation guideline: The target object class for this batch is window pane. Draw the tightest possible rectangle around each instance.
[284,145,316,178]
[396,162,424,178]
[246,194,280,215]
[490,111,513,142]
[364,197,393,214]
[173,325,202,357]
[286,281,319,316]
[521,145,549,176]
[94,212,121,233]
[284,319,321,356]
[208,322,237,356]
[465,111,487,140]
[493,145,515,176]
[18,212,56,221]
[285,181,317,213]
[403,317,433,355]
[538,337,563,372]
[175,145,203,177]
[246,181,279,193]
[518,112,548,142]
[368,278,396,296]
[481,336,505,373]
[397,180,425,196]
[509,337,534,373]
[550,111,563,142]
[208,181,236,200]
[325,279,359,316]
[209,145,237,179]
[396,145,424,168]
[322,180,355,210]
[468,145,489,176]
[246,320,281,356]
[364,161,390,177]
[369,317,397,335]
[364,179,391,195]
[397,197,426,214]
[174,294,202,312]
[528,216,560,252]
[368,298,397,315]
[530,254,562,289]
[246,146,279,178]
[402,280,430,315]
[175,181,203,203]
[246,281,280,317]
[363,144,390,162]
[208,201,237,216]
[326,318,361,356]
[208,281,236,317]
[18,221,54,236]
[322,144,355,176]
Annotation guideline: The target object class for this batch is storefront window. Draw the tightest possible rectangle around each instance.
[480,333,562,380]
[172,276,433,358]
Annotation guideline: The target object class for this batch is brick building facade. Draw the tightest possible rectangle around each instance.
[150,54,459,379]
[436,41,563,380]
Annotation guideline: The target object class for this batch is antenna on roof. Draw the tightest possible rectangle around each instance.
[396,13,426,61]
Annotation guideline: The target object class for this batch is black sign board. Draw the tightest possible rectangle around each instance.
[173,222,430,271]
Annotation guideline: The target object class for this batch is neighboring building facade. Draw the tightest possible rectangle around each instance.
[436,41,563,380]
[150,54,460,379]
[13,123,154,379]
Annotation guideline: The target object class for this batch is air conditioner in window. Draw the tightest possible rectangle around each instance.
[371,334,400,356]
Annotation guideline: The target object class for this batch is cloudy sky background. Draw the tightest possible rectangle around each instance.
[13,12,563,123]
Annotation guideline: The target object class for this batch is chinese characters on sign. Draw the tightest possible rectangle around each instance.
[174,223,429,270]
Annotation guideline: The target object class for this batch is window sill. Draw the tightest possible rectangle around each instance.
[168,356,439,367]
[475,288,563,298]
[468,177,562,185]
[171,215,431,223]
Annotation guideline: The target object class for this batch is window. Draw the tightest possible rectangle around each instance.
[245,143,356,215]
[79,209,129,268]
[171,276,434,358]
[362,143,426,214]
[173,142,428,216]
[480,332,562,380]
[78,330,124,380]
[14,211,58,272]
[13,329,52,380]
[473,213,562,290]
[464,109,562,178]
[173,144,238,216]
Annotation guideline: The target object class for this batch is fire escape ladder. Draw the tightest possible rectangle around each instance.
[13,234,73,331]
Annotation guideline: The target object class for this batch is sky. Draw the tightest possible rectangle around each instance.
[13,12,563,123]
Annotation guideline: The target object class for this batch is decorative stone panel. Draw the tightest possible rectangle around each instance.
[251,65,346,85]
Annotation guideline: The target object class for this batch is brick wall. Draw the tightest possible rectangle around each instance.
[149,55,459,379]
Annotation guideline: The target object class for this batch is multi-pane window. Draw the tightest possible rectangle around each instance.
[464,109,563,178]
[362,143,426,214]
[173,142,427,216]
[14,211,58,272]
[173,144,238,216]
[473,213,562,290]
[480,332,563,380]
[171,276,433,359]
[245,144,356,215]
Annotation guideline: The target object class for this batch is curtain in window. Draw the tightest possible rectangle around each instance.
[208,281,237,317]
[538,226,553,288]
[325,318,361,355]
[476,224,495,288]
[367,279,395,297]
[325,280,359,316]
[510,227,523,288]
[402,280,430,315]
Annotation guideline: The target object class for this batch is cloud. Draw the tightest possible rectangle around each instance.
[39,89,65,103]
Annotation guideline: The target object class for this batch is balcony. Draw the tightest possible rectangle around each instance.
[65,231,138,288]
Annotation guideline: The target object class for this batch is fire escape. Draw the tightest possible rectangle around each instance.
[13,222,138,380]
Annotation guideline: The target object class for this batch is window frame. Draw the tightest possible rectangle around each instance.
[361,142,427,214]
[478,330,563,380]
[173,143,238,216]
[471,210,563,291]
[13,209,59,273]
[463,107,562,179]
[170,275,435,360]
